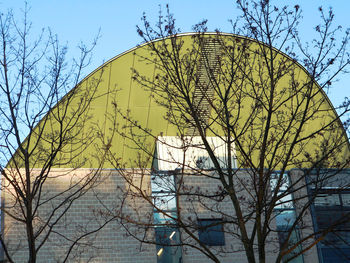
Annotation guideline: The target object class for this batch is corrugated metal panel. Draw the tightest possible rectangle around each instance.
[156,136,236,171]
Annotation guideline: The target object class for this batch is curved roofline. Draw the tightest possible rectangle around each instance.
[11,32,349,167]
[77,32,349,151]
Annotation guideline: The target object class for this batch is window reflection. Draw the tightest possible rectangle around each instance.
[151,171,182,263]
[197,219,225,246]
[155,227,182,263]
[311,190,350,262]
[271,173,303,263]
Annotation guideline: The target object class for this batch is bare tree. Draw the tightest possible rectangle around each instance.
[108,1,350,263]
[0,7,111,263]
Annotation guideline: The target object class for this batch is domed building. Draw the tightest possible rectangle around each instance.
[2,33,350,263]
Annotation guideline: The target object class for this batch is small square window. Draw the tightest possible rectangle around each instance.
[198,219,225,246]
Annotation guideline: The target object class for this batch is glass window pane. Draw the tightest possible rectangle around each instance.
[154,211,177,225]
[151,174,175,193]
[276,210,296,228]
[321,231,350,246]
[270,174,290,191]
[153,193,177,211]
[278,229,303,263]
[315,193,340,207]
[155,227,182,263]
[311,189,350,263]
[198,219,225,246]
[341,194,350,207]
[275,194,294,209]
[321,248,350,263]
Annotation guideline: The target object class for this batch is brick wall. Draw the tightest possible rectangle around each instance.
[2,168,320,262]
[2,168,156,263]
[176,169,282,263]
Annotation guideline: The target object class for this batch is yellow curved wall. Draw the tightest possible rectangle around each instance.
[16,33,349,169]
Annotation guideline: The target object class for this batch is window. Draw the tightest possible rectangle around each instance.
[155,136,237,170]
[155,227,182,263]
[151,171,182,263]
[311,189,350,262]
[271,173,303,263]
[151,172,177,224]
[197,219,225,246]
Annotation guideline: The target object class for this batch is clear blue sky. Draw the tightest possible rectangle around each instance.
[2,0,350,110]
